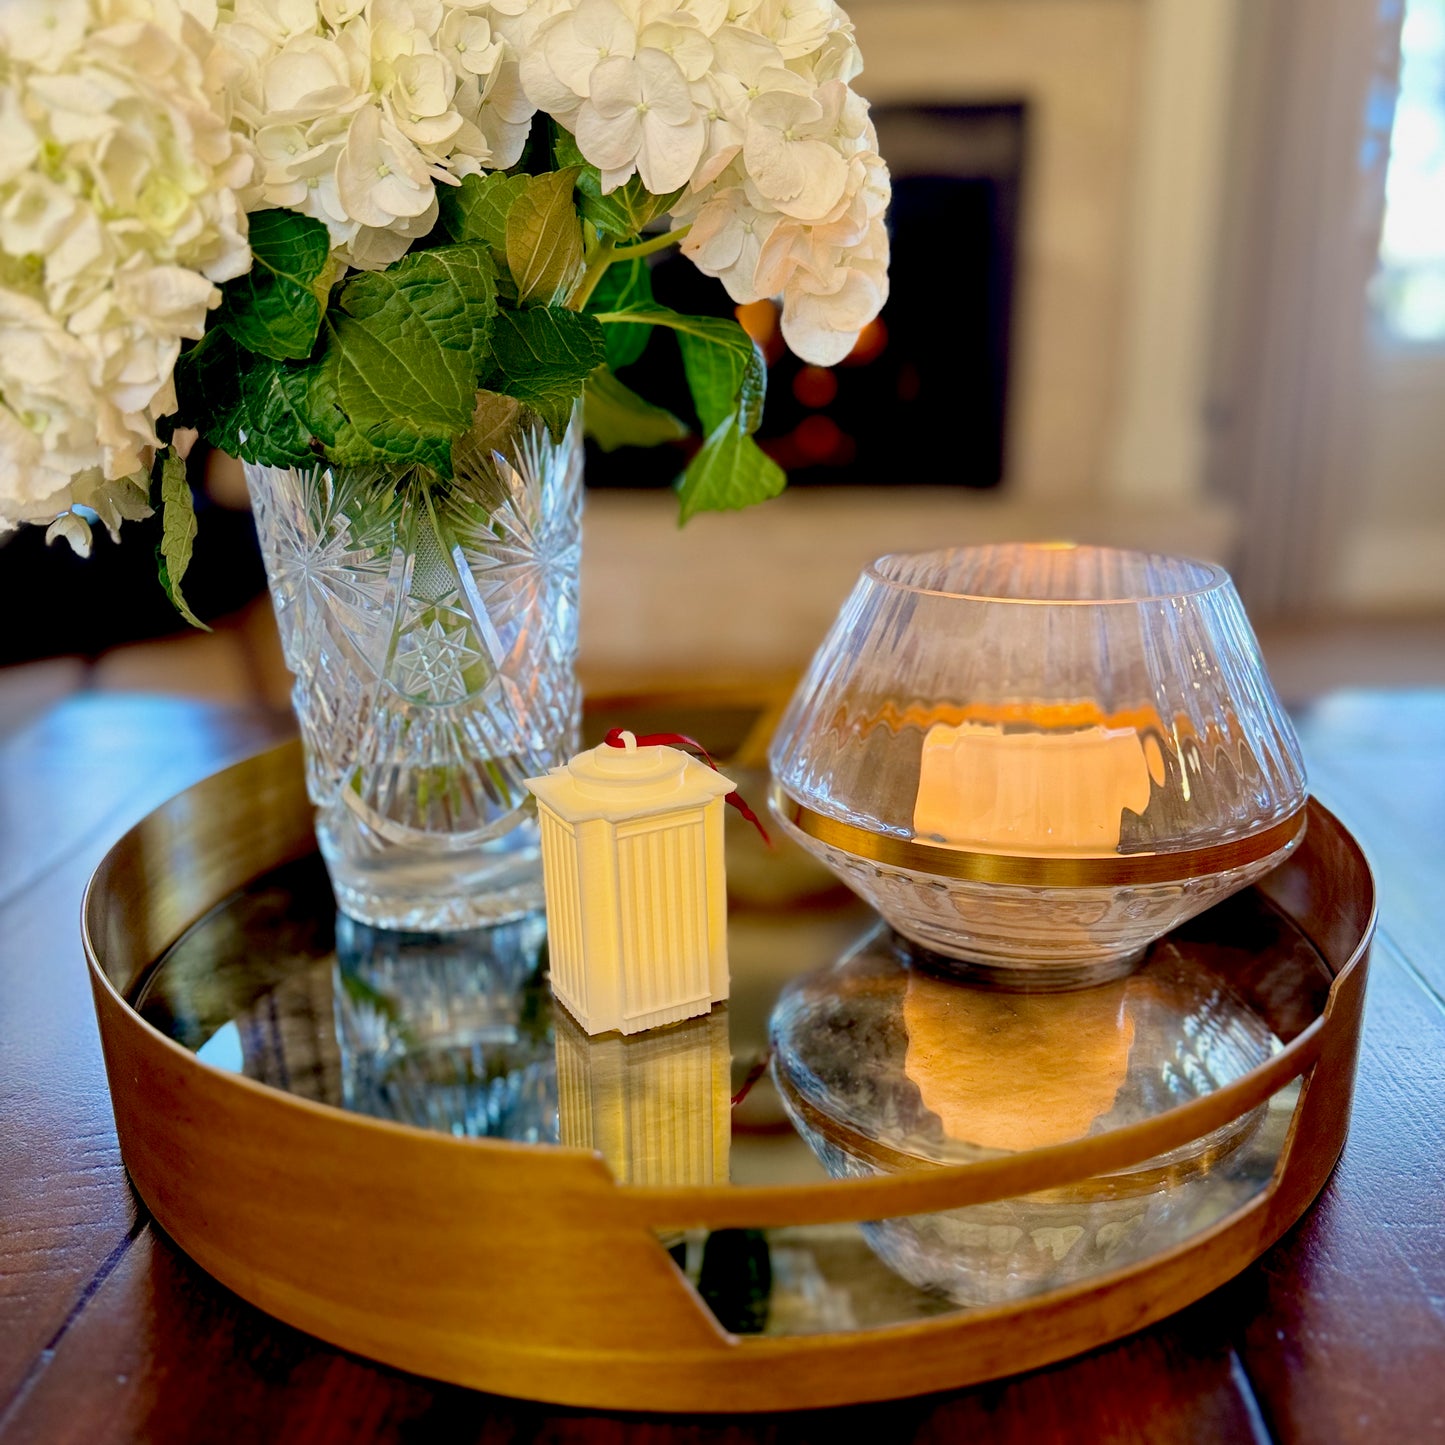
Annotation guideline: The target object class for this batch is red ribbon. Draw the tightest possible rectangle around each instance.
[603,728,773,847]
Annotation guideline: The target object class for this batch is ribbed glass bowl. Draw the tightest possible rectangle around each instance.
[768,544,1308,988]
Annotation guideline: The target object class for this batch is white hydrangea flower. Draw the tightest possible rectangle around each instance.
[794,23,862,84]
[347,193,439,267]
[336,104,438,227]
[575,49,705,194]
[438,7,504,79]
[256,33,353,115]
[216,0,536,264]
[233,0,328,49]
[741,89,849,221]
[0,285,156,556]
[538,0,638,101]
[639,14,714,82]
[688,26,803,186]
[0,0,91,72]
[749,0,848,60]
[466,58,534,168]
[679,98,888,365]
[516,0,890,367]
[690,78,744,189]
[487,0,572,53]
[781,211,887,364]
[0,0,251,550]
[654,0,728,31]
[0,91,41,185]
[680,186,782,303]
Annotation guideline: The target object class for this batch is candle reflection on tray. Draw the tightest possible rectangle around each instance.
[554,1007,732,1189]
[770,922,1289,1306]
[903,970,1137,1152]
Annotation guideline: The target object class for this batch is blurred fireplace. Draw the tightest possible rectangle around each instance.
[586,101,1027,494]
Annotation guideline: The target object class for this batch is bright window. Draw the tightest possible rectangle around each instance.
[1373,0,1445,341]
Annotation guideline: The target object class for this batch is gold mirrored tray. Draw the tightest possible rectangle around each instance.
[83,738,1374,1412]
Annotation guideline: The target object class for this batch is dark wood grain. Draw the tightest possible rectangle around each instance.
[0,697,293,1411]
[1292,690,1445,998]
[1220,934,1445,1443]
[2,688,1443,1442]
[1184,688,1445,1443]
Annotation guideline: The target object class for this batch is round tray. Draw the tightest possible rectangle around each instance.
[83,740,1375,1412]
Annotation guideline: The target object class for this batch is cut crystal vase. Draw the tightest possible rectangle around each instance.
[245,398,583,931]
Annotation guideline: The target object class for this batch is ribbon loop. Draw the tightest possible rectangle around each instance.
[602,728,772,847]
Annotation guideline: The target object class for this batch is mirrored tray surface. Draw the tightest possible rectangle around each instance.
[132,817,1331,1335]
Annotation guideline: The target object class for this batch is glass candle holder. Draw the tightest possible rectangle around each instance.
[768,544,1308,988]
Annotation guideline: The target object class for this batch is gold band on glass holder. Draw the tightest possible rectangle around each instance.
[769,785,1309,889]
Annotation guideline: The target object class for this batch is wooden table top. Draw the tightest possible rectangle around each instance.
[2,688,1442,1444]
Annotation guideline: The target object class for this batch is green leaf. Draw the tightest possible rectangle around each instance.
[591,301,780,520]
[156,448,210,630]
[587,257,655,369]
[505,168,585,306]
[177,245,502,476]
[553,130,683,239]
[337,243,496,374]
[596,305,765,434]
[452,389,524,478]
[676,416,785,523]
[177,242,508,477]
[551,129,587,173]
[438,171,531,261]
[584,366,688,452]
[587,177,686,241]
[487,306,606,439]
[316,243,500,475]
[173,330,316,468]
[213,210,332,362]
[678,327,765,435]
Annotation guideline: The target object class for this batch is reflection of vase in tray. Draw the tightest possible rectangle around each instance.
[247,398,583,933]
[333,911,558,1142]
[771,926,1285,1307]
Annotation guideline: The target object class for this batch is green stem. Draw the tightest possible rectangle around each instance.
[612,225,691,260]
[565,226,692,312]
[567,235,617,312]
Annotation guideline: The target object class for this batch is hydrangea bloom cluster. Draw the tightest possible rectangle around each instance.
[211,0,890,359]
[0,0,252,552]
[519,0,890,365]
[213,0,535,269]
[1,0,889,553]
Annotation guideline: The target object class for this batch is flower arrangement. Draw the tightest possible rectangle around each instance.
[0,0,889,620]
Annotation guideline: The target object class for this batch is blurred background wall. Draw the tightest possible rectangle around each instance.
[2,0,1442,712]
[583,0,1442,683]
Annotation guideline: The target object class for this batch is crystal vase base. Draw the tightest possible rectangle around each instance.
[318,809,545,933]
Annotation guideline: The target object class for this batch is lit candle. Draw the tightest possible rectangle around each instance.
[913,720,1157,853]
[525,732,734,1036]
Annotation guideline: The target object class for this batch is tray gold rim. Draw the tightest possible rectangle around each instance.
[81,737,1376,1412]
